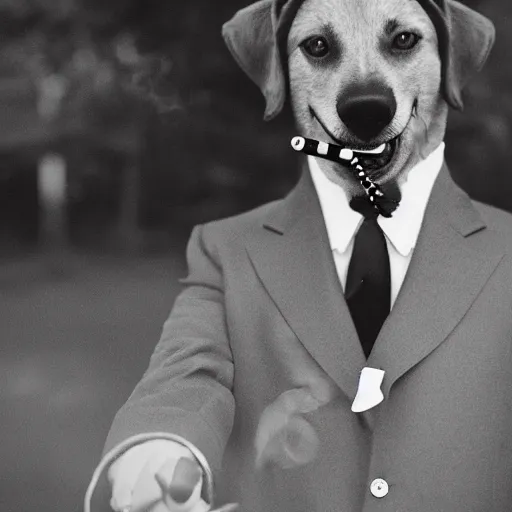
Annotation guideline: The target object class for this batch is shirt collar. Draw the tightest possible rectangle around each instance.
[309,142,445,256]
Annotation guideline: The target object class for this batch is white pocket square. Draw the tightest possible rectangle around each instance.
[351,367,385,413]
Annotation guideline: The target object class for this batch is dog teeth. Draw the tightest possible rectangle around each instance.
[355,143,386,155]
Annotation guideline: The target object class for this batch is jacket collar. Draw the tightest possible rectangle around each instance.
[309,143,446,257]
[264,160,486,239]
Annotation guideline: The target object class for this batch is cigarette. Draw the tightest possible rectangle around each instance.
[290,136,399,218]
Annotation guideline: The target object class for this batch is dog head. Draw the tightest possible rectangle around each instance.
[223,0,495,188]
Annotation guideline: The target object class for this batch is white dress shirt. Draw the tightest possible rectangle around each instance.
[308,143,445,308]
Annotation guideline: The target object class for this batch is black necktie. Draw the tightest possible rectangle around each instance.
[345,197,391,358]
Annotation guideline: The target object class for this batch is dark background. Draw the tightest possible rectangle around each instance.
[0,1,511,511]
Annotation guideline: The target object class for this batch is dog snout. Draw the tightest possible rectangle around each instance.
[336,82,397,142]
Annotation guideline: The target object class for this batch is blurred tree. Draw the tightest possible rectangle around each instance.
[0,0,150,249]
[0,0,298,244]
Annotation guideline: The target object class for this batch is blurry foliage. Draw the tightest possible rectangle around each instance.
[0,0,511,245]
[0,0,297,241]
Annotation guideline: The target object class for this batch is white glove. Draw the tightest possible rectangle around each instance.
[108,440,210,512]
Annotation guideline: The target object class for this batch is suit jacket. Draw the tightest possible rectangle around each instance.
[104,164,512,512]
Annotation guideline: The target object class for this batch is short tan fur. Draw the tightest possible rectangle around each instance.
[287,0,448,194]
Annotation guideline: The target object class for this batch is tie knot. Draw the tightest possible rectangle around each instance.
[349,196,379,220]
[349,182,402,219]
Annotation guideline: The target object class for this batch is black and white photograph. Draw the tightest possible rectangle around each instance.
[2,1,512,512]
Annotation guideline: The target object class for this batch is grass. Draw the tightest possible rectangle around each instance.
[0,251,187,512]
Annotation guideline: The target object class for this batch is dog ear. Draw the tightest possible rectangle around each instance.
[445,1,495,109]
[222,0,286,121]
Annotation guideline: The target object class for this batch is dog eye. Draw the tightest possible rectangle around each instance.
[301,36,330,58]
[392,32,420,51]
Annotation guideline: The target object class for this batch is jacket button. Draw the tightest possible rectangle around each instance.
[370,478,389,498]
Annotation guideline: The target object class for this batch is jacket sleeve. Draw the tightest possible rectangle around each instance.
[103,224,236,474]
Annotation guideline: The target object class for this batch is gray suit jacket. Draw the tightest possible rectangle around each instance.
[104,164,512,512]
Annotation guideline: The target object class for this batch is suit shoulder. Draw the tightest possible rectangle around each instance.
[472,200,512,238]
[198,198,283,246]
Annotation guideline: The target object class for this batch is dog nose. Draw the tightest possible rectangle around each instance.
[337,83,397,142]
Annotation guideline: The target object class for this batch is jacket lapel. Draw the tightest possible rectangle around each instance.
[245,168,367,401]
[367,165,504,397]
[246,162,504,410]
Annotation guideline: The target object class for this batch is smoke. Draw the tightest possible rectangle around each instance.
[115,35,184,114]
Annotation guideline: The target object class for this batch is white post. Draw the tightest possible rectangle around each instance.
[36,73,68,252]
[37,153,67,249]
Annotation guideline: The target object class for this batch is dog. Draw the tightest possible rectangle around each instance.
[223,0,494,195]
[286,0,447,192]
[101,2,512,512]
